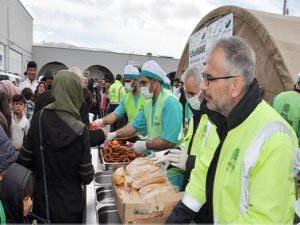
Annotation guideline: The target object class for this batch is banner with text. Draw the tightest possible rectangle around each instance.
[189,13,233,66]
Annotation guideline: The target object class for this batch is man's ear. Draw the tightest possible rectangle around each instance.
[231,76,244,98]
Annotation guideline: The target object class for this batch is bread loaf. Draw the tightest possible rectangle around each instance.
[125,158,154,174]
[129,190,140,200]
[132,175,167,190]
[139,182,171,198]
[142,186,175,199]
[113,166,125,185]
[129,165,160,180]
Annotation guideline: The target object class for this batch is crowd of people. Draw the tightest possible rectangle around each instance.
[0,36,299,224]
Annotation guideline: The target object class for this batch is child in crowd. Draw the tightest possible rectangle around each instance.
[21,88,35,121]
[11,94,30,151]
[0,163,35,223]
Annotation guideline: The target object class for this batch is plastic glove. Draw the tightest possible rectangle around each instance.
[131,141,147,153]
[150,149,170,164]
[168,148,188,171]
[93,118,104,127]
[105,132,116,143]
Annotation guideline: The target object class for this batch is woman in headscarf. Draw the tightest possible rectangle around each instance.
[17,70,94,223]
[0,112,18,172]
[0,91,12,136]
[0,80,21,105]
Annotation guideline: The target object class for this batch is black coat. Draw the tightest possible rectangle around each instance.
[1,163,33,223]
[33,90,105,147]
[18,110,94,223]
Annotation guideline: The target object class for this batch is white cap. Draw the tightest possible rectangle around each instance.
[68,66,83,78]
[123,65,139,79]
[163,77,171,90]
[297,72,300,83]
[140,60,166,83]
[164,77,171,85]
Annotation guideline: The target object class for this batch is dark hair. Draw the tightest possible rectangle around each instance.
[174,78,180,82]
[42,70,54,80]
[116,74,122,81]
[0,91,11,136]
[12,94,26,104]
[24,174,36,197]
[21,88,33,100]
[0,112,9,137]
[27,61,37,70]
[37,81,47,89]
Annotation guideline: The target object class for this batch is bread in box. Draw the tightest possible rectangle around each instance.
[113,158,176,201]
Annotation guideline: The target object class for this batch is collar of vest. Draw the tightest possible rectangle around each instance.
[188,103,203,117]
[226,78,262,131]
[201,99,225,129]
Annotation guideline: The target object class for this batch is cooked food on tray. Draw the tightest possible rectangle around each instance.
[102,139,145,163]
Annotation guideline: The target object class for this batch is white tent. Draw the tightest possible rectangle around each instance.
[177,5,300,103]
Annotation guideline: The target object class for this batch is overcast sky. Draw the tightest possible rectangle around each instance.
[19,0,300,58]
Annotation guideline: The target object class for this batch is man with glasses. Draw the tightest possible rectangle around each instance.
[167,36,297,224]
[151,65,223,193]
[93,65,146,127]
[105,60,183,187]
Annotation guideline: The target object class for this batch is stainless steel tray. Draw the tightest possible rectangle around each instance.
[99,148,130,165]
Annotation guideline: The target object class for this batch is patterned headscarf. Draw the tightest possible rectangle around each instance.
[0,80,21,104]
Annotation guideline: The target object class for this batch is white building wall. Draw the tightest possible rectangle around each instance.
[0,0,33,75]
[32,46,179,77]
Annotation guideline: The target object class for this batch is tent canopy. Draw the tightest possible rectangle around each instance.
[177,5,300,103]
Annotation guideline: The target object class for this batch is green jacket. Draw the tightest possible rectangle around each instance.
[273,91,300,142]
[109,80,126,104]
[184,101,297,224]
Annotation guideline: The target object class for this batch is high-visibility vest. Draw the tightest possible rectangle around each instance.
[109,80,126,104]
[124,92,146,122]
[184,100,298,224]
[273,91,300,140]
[144,90,183,187]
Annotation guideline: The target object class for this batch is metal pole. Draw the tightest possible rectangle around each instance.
[283,0,287,15]
[6,6,10,72]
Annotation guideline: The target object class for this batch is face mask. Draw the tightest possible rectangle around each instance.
[124,82,133,92]
[141,84,153,100]
[187,90,201,110]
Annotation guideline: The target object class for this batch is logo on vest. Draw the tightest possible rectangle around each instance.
[153,116,160,126]
[226,148,240,172]
[201,124,207,139]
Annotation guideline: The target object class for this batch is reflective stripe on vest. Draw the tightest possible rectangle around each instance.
[240,121,292,213]
[124,92,146,122]
[182,192,203,212]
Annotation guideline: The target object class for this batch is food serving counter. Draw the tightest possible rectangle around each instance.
[84,147,121,224]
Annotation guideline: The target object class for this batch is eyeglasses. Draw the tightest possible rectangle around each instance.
[202,72,238,86]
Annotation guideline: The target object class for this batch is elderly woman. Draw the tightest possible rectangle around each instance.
[18,70,94,223]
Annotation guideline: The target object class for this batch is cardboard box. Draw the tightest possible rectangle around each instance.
[113,183,183,224]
